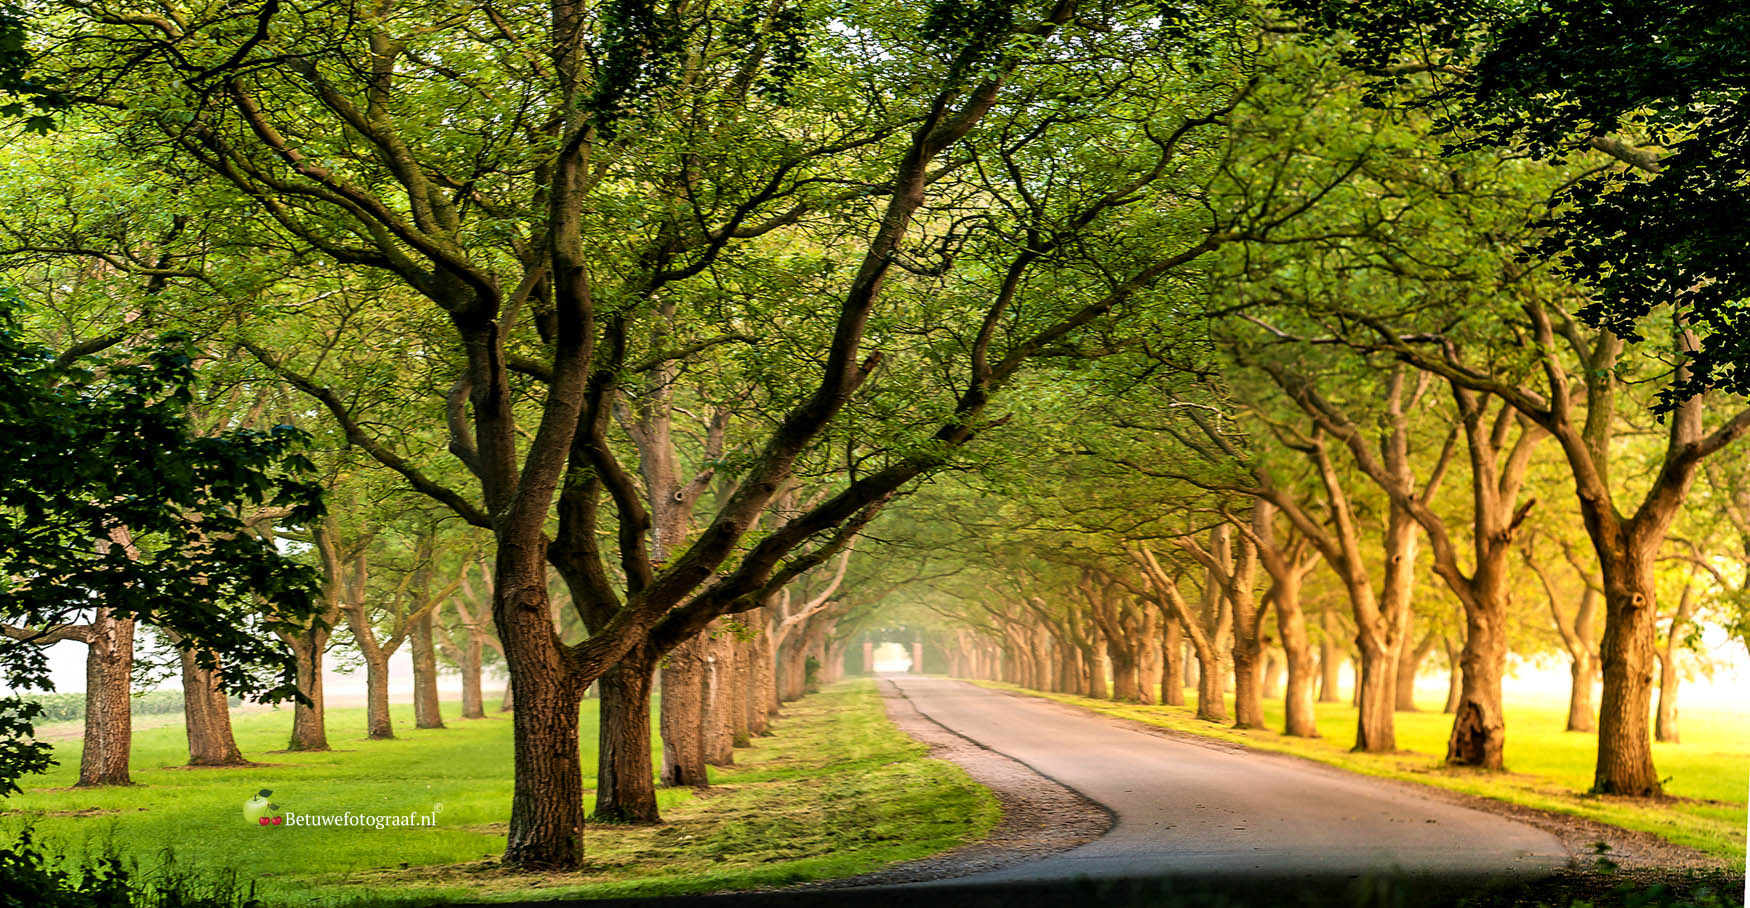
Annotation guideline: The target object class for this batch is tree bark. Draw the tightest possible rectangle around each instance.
[1655,583,1694,744]
[659,633,709,787]
[180,648,248,766]
[412,608,446,730]
[703,627,737,765]
[284,626,331,750]
[1396,629,1435,712]
[1160,612,1185,706]
[78,609,134,786]
[594,643,661,823]
[1318,610,1342,703]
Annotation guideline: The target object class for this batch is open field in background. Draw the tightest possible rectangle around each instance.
[974,680,1749,861]
[0,681,997,906]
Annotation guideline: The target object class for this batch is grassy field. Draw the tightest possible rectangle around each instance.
[0,681,998,905]
[975,680,1748,862]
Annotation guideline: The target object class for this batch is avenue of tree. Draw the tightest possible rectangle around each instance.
[1,0,1747,877]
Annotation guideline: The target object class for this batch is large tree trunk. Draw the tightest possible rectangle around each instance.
[659,633,709,788]
[594,644,661,823]
[180,648,247,766]
[1592,539,1663,795]
[1445,607,1507,768]
[1088,638,1111,699]
[1269,556,1319,739]
[703,628,737,766]
[729,635,752,747]
[78,610,134,786]
[284,627,330,750]
[411,609,446,730]
[498,573,586,867]
[1354,642,1397,753]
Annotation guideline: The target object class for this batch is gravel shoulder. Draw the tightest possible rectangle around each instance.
[798,678,1111,888]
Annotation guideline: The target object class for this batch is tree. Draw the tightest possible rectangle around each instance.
[32,0,1271,865]
[1283,0,1750,408]
[0,291,321,793]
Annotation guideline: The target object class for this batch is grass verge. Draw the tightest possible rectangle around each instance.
[971,680,1747,863]
[2,680,998,906]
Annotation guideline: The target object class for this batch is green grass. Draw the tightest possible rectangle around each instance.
[973,681,1748,863]
[1,681,998,906]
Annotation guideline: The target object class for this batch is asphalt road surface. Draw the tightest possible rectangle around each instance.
[886,674,1569,885]
[472,676,1575,908]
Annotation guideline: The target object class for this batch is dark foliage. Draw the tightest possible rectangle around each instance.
[0,290,323,794]
[1280,0,1750,408]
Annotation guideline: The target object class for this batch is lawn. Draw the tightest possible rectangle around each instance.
[975,681,1749,862]
[0,681,998,906]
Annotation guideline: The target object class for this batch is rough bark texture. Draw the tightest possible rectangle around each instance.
[180,648,248,766]
[362,651,395,740]
[658,633,707,787]
[594,645,662,823]
[703,628,737,765]
[659,633,709,787]
[78,609,134,786]
[284,627,330,750]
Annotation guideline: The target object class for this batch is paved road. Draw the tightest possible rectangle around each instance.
[886,675,1569,884]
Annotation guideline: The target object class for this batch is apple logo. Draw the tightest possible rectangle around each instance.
[243,789,284,827]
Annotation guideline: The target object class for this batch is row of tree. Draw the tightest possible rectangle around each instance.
[3,0,1746,873]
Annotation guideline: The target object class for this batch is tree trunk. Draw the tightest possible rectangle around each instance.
[1655,648,1680,744]
[1445,609,1507,769]
[285,627,330,750]
[78,610,134,786]
[1318,623,1341,703]
[659,633,709,788]
[180,648,248,766]
[729,635,752,747]
[1655,582,1694,744]
[703,628,737,765]
[1354,640,1397,753]
[1567,650,1595,731]
[363,651,394,740]
[499,678,515,712]
[459,628,486,719]
[1136,609,1162,705]
[1107,635,1140,702]
[1262,650,1283,700]
[411,609,445,730]
[1160,613,1185,706]
[1592,543,1662,795]
[499,611,585,867]
[594,644,662,823]
[1088,638,1111,699]
[1281,632,1318,738]
[1442,636,1461,715]
[1396,630,1435,712]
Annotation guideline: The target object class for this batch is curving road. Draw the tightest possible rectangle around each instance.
[886,674,1570,885]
